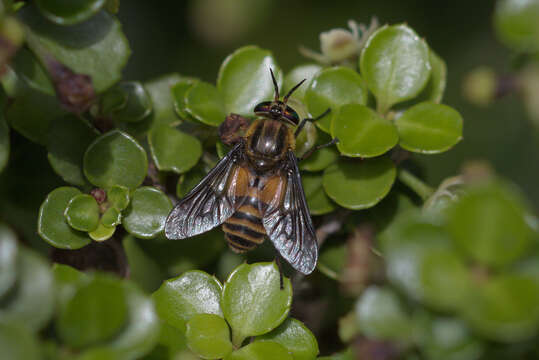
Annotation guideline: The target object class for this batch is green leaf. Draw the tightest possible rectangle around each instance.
[185,81,227,126]
[107,185,130,211]
[88,222,115,241]
[101,207,121,227]
[222,262,292,346]
[122,186,172,239]
[302,172,336,215]
[64,194,100,232]
[35,0,106,25]
[57,274,129,348]
[360,24,430,113]
[106,82,153,123]
[284,63,322,102]
[0,322,40,360]
[10,47,54,95]
[331,104,398,157]
[0,249,55,331]
[0,224,17,298]
[256,318,319,360]
[305,66,367,133]
[172,78,197,120]
[148,124,202,174]
[318,242,346,280]
[395,102,463,154]
[153,271,223,332]
[186,313,233,359]
[177,166,206,198]
[21,6,131,93]
[446,182,533,267]
[494,0,539,52]
[299,144,338,172]
[145,73,183,123]
[323,158,396,210]
[122,235,164,293]
[225,341,293,360]
[417,50,446,103]
[355,285,412,342]
[0,111,8,173]
[83,130,148,189]
[38,187,91,249]
[217,46,281,116]
[47,115,97,187]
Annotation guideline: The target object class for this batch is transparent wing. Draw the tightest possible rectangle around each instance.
[262,151,318,274]
[165,142,247,239]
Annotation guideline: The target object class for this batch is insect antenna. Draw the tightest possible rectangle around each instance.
[283,78,306,105]
[269,68,280,102]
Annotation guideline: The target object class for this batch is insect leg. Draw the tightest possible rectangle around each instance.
[275,256,284,290]
[294,108,331,138]
[299,137,339,161]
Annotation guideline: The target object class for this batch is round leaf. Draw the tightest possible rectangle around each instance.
[0,224,17,298]
[107,185,130,211]
[395,102,463,154]
[224,341,292,360]
[256,318,319,360]
[360,24,430,113]
[299,133,339,172]
[186,313,233,359]
[148,124,202,174]
[332,104,398,157]
[284,63,322,102]
[64,194,100,232]
[88,222,116,241]
[122,186,172,239]
[177,166,206,198]
[11,48,54,95]
[494,0,539,52]
[222,262,292,345]
[172,78,197,120]
[107,82,153,123]
[0,112,8,173]
[0,322,40,360]
[84,130,148,190]
[185,81,226,126]
[323,158,396,210]
[35,0,106,25]
[302,172,336,215]
[144,74,183,125]
[305,66,367,133]
[101,207,121,227]
[416,50,447,103]
[152,271,223,332]
[217,46,281,116]
[57,275,129,348]
[38,187,91,249]
[446,182,533,267]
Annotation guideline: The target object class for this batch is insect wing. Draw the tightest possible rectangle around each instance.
[262,151,318,274]
[165,142,247,239]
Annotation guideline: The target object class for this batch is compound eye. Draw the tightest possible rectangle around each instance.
[270,106,281,118]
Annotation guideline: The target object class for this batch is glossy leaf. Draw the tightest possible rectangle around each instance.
[35,0,106,25]
[360,24,430,113]
[222,262,292,346]
[323,158,396,210]
[64,194,100,232]
[10,47,54,95]
[122,186,172,239]
[177,166,206,198]
[122,236,164,293]
[38,187,91,249]
[332,104,398,157]
[84,130,148,190]
[0,322,40,360]
[185,81,226,126]
[47,115,97,187]
[145,73,183,124]
[256,318,319,360]
[148,124,202,174]
[494,0,539,52]
[186,313,233,359]
[88,222,116,241]
[0,224,18,298]
[106,82,153,123]
[318,243,346,280]
[217,46,281,116]
[225,341,293,360]
[57,274,129,348]
[21,6,131,93]
[107,185,130,211]
[395,102,463,154]
[101,207,121,227]
[299,132,339,172]
[284,63,322,102]
[302,172,337,215]
[446,182,533,267]
[172,78,197,120]
[153,271,223,332]
[417,50,446,103]
[305,66,367,133]
[0,112,8,173]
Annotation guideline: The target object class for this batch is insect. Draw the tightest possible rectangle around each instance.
[164,69,337,275]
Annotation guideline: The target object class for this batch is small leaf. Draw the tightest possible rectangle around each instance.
[256,318,319,360]
[0,110,9,173]
[83,130,148,190]
[122,186,172,239]
[144,73,183,126]
[88,222,115,241]
[186,313,233,359]
[101,207,121,227]
[184,81,226,126]
[417,50,447,103]
[0,224,17,298]
[323,158,396,210]
[332,104,398,157]
[152,271,223,332]
[222,262,292,346]
[64,194,100,232]
[299,133,339,172]
[105,82,153,123]
[224,341,292,360]
[283,63,322,102]
[217,46,281,116]
[360,24,430,113]
[494,0,539,52]
[10,47,54,95]
[0,322,40,360]
[38,187,91,249]
[305,66,367,133]
[302,172,336,215]
[172,78,197,119]
[395,102,463,154]
[148,124,202,174]
[57,274,129,348]
[107,185,130,211]
[35,0,106,25]
[177,166,206,198]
